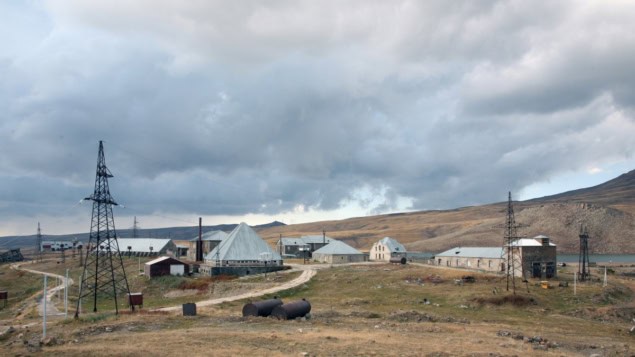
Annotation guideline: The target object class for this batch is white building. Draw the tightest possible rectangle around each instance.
[369,237,407,261]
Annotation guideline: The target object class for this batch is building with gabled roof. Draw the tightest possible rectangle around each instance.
[187,230,228,261]
[144,256,189,278]
[370,237,407,262]
[312,240,367,264]
[275,234,333,258]
[433,235,557,278]
[200,223,284,276]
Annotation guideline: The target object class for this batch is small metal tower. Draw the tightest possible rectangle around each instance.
[36,222,42,262]
[499,192,526,295]
[132,216,139,238]
[75,141,131,318]
[578,225,590,281]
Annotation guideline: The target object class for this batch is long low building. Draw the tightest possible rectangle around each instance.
[434,235,557,279]
[113,238,177,257]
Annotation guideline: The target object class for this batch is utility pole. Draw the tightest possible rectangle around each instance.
[75,141,132,318]
[36,222,43,262]
[43,275,47,339]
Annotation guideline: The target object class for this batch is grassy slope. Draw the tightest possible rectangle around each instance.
[258,201,635,254]
[5,263,632,356]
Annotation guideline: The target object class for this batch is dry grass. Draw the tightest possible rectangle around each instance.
[257,201,635,254]
[1,263,631,356]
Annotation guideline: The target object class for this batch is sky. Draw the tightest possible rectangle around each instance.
[1,0,635,236]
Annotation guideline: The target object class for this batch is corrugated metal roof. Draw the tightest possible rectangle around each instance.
[300,235,334,244]
[378,237,406,253]
[115,238,173,253]
[313,240,363,255]
[279,238,308,246]
[436,247,503,259]
[510,238,556,247]
[189,230,228,242]
[145,256,187,265]
[205,223,282,261]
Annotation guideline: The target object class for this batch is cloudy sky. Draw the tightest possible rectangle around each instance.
[1,0,635,236]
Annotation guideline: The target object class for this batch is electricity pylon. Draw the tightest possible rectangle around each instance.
[498,192,527,295]
[75,141,131,317]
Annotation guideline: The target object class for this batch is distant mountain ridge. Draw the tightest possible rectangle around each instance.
[528,169,635,209]
[0,221,286,250]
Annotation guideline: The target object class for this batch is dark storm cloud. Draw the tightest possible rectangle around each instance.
[1,0,635,234]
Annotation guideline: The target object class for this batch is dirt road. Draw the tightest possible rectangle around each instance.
[155,264,319,312]
[11,262,73,317]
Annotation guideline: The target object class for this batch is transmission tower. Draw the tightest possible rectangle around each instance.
[75,141,132,318]
[578,225,590,281]
[36,222,42,262]
[499,192,526,295]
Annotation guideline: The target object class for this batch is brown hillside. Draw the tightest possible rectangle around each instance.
[258,170,635,254]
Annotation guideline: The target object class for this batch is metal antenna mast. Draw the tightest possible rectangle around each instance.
[499,192,526,295]
[132,216,139,238]
[36,222,42,262]
[75,141,131,318]
[578,225,590,281]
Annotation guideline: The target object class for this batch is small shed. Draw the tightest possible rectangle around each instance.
[144,256,189,278]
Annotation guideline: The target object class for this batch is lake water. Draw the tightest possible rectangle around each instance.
[558,254,635,263]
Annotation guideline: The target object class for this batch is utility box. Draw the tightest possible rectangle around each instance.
[128,293,143,310]
[183,303,197,316]
[0,291,7,308]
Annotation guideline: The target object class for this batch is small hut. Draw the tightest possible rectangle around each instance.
[144,256,189,278]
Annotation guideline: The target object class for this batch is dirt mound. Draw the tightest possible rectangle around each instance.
[472,294,536,306]
[388,310,468,324]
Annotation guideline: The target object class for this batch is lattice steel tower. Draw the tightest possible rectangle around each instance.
[578,225,590,281]
[75,141,131,318]
[500,192,525,295]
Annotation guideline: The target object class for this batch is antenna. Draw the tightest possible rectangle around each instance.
[132,216,139,238]
[75,141,132,317]
[579,225,590,281]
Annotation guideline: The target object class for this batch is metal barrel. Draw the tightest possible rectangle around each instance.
[242,298,283,317]
[390,257,407,265]
[271,299,311,320]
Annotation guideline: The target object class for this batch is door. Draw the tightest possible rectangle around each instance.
[170,264,185,276]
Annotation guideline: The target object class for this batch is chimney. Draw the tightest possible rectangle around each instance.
[541,236,549,246]
[196,217,203,261]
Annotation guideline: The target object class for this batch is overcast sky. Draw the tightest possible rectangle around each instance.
[1,1,635,236]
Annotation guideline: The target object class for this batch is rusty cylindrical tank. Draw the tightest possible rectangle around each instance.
[390,257,407,265]
[242,298,283,317]
[271,299,311,320]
